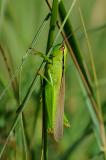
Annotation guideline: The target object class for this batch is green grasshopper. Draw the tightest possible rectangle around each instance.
[31,42,70,142]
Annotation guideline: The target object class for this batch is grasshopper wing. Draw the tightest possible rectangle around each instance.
[54,74,65,141]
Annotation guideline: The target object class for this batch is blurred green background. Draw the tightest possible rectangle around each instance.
[0,0,106,159]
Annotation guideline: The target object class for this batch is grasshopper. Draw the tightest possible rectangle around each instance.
[30,42,70,142]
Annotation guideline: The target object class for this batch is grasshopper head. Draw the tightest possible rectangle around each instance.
[59,43,67,57]
[59,43,65,52]
[52,43,67,57]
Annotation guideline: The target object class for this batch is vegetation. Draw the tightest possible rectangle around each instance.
[0,0,106,159]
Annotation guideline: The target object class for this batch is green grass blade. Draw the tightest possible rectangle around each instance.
[42,0,58,160]
[0,0,7,34]
[78,6,101,109]
[46,1,58,51]
[53,0,77,45]
[58,0,93,93]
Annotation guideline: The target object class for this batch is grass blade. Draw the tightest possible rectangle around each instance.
[42,0,58,159]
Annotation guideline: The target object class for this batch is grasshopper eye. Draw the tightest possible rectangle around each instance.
[59,44,65,52]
